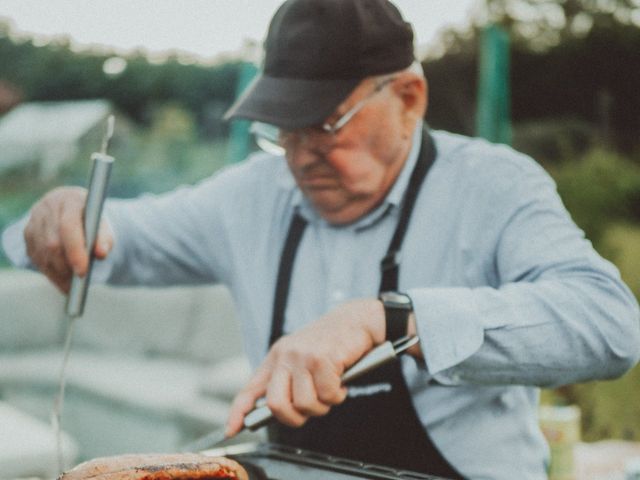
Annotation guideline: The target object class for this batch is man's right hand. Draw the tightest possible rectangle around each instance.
[23,186,114,294]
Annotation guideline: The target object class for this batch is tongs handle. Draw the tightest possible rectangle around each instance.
[243,335,419,430]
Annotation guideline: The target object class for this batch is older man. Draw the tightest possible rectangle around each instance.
[3,0,639,478]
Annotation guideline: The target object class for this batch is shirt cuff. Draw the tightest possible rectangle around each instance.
[407,286,485,375]
[1,213,33,269]
[1,211,114,284]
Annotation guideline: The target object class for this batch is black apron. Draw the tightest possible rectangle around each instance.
[267,130,464,479]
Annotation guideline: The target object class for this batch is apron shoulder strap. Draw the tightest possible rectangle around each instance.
[269,213,308,347]
[379,130,436,292]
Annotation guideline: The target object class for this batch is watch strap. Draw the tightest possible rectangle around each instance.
[379,292,412,342]
[385,306,409,341]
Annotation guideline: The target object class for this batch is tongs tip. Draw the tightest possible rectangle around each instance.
[392,335,420,354]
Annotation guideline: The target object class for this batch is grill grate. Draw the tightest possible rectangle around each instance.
[225,443,451,480]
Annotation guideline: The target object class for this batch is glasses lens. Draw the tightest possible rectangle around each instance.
[250,122,285,156]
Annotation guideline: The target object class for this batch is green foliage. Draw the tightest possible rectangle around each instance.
[0,21,241,137]
[423,51,478,136]
[0,104,230,266]
[59,106,229,197]
[553,359,640,442]
[606,222,640,301]
[512,118,595,165]
[510,23,640,152]
[479,0,640,51]
[106,130,229,197]
[543,171,640,442]
[549,147,640,249]
[425,4,640,152]
[556,233,640,444]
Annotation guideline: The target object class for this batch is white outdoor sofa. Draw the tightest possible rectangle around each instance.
[0,269,251,477]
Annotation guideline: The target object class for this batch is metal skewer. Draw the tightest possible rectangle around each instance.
[53,115,116,475]
[66,115,115,317]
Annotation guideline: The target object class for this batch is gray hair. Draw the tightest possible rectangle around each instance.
[375,60,424,84]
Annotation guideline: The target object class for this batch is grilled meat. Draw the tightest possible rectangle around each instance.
[59,453,249,480]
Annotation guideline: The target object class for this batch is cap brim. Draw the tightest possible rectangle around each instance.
[224,74,360,130]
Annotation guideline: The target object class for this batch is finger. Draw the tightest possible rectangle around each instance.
[311,361,348,406]
[30,218,73,293]
[94,220,114,259]
[226,389,260,437]
[225,363,273,436]
[42,250,74,294]
[267,367,307,427]
[291,369,331,417]
[24,202,53,269]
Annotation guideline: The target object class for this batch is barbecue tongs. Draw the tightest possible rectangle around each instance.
[183,335,419,452]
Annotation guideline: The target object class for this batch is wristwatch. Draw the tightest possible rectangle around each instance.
[378,291,413,341]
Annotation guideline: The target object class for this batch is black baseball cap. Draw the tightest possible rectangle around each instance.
[224,0,415,130]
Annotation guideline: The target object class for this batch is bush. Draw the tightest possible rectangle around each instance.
[512,118,596,165]
[549,147,640,250]
[545,149,640,442]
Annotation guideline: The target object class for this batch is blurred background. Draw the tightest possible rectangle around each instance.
[0,0,639,478]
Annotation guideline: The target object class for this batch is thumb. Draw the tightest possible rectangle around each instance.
[225,390,260,437]
[93,219,114,259]
[225,363,272,437]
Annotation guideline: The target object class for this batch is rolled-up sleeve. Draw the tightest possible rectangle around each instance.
[2,214,31,268]
[409,149,640,387]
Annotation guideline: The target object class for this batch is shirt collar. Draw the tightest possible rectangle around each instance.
[289,121,424,230]
[381,120,423,210]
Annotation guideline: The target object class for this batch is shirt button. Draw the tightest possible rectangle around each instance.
[331,290,346,302]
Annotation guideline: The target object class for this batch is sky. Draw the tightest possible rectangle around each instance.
[0,0,479,62]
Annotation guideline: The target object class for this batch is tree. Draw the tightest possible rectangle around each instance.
[477,0,640,50]
[0,20,241,138]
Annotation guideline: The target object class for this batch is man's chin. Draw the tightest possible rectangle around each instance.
[306,193,365,225]
[305,188,342,207]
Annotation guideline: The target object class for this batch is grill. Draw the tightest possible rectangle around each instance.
[210,443,450,480]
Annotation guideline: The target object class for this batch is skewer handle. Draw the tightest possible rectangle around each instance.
[66,152,114,317]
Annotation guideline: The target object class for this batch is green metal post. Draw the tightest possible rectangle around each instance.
[476,24,512,145]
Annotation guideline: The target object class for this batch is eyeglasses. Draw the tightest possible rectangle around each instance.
[251,76,396,156]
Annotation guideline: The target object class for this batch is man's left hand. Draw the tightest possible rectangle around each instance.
[225,298,386,436]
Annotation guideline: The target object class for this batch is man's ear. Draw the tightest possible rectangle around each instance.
[392,72,428,131]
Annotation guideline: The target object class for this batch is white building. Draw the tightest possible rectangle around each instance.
[0,99,115,180]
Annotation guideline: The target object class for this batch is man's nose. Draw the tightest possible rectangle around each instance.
[297,128,335,153]
[288,148,324,171]
[284,128,336,167]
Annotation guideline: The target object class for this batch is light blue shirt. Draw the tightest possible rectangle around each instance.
[4,127,640,479]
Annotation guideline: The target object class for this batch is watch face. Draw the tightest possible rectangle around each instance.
[380,291,412,308]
